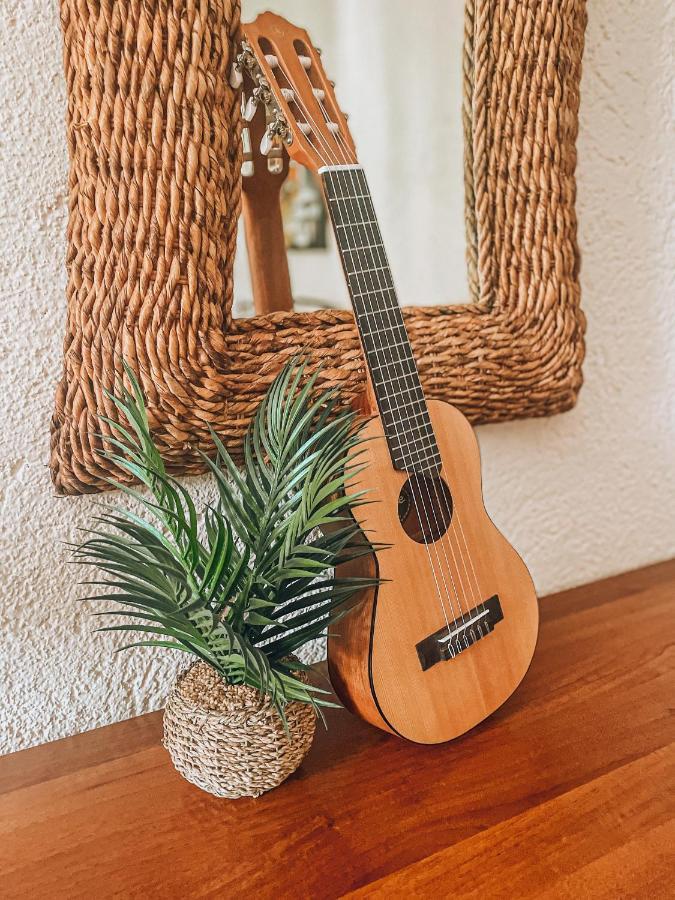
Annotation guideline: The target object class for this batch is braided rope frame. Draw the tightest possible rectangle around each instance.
[51,0,587,495]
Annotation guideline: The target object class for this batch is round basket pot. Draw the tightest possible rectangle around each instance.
[163,661,316,799]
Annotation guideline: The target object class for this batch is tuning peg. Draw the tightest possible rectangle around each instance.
[327,122,340,135]
[229,62,243,89]
[298,122,312,136]
[259,127,285,174]
[312,88,325,101]
[242,94,259,122]
[242,126,254,177]
[260,129,275,157]
[281,88,296,103]
[264,54,279,68]
[298,55,312,70]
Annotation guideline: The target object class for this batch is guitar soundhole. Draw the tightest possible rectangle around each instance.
[398,475,453,544]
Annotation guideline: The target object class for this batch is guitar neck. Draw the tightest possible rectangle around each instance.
[320,164,440,476]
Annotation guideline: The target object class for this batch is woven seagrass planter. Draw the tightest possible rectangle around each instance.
[163,662,316,799]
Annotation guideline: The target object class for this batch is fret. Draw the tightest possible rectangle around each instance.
[328,193,369,201]
[338,227,381,253]
[364,345,413,363]
[371,369,421,390]
[392,447,442,469]
[390,431,438,451]
[348,264,391,278]
[359,321,408,340]
[329,203,378,229]
[376,382,426,403]
[368,351,417,371]
[383,411,435,435]
[385,434,438,469]
[352,287,396,304]
[378,396,429,420]
[389,423,436,444]
[361,335,411,360]
[392,448,441,472]
[335,211,379,236]
[336,220,378,229]
[348,269,394,290]
[382,408,434,430]
[350,268,394,289]
[342,247,386,271]
[353,286,398,305]
[349,279,395,297]
[411,458,443,476]
[359,312,406,330]
[321,164,441,475]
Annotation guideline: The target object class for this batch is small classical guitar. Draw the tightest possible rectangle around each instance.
[237,13,539,744]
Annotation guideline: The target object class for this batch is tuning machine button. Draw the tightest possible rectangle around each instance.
[242,126,254,177]
[242,94,259,122]
[260,129,276,157]
[259,124,285,174]
[229,63,243,89]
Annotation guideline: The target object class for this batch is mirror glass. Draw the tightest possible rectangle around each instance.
[234,0,469,316]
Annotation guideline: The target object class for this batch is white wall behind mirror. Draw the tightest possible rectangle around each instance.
[234,0,468,316]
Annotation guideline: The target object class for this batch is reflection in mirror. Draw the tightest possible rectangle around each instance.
[234,0,468,316]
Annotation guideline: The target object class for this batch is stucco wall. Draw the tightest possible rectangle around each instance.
[0,1,673,755]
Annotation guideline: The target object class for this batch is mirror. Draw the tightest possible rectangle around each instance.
[234,0,468,316]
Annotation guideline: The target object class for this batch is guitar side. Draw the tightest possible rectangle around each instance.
[328,400,539,744]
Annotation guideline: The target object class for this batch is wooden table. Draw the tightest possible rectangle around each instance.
[1,561,673,898]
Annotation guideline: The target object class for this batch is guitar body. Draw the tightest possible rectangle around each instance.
[328,400,539,744]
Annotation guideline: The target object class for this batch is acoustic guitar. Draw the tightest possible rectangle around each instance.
[236,13,539,744]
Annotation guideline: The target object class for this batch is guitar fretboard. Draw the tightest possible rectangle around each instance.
[320,165,441,475]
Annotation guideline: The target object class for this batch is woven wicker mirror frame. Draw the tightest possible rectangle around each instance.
[51,0,587,495]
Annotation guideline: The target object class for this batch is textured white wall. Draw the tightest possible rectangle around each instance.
[0,1,673,755]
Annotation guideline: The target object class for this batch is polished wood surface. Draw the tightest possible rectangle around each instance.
[1,561,673,899]
[329,400,539,743]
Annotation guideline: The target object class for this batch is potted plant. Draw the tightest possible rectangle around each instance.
[74,359,379,798]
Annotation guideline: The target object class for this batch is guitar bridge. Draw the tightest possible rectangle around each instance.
[416,595,504,671]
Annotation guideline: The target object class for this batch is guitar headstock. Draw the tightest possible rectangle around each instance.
[231,12,357,174]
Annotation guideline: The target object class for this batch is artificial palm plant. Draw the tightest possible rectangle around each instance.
[74,359,379,722]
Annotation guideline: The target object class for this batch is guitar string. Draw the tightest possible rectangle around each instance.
[272,82,463,642]
[330,164,466,645]
[303,99,486,647]
[261,57,476,649]
[308,101,481,644]
[310,92,488,640]
[337,164,480,648]
[280,69,475,649]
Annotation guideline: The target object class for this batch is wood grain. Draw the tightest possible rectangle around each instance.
[0,560,673,899]
[350,747,675,899]
[329,400,539,743]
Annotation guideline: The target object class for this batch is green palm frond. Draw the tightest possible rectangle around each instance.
[74,358,382,719]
